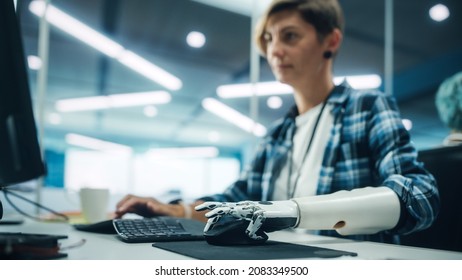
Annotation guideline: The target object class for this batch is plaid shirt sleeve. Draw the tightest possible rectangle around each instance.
[367,93,440,235]
[320,88,440,236]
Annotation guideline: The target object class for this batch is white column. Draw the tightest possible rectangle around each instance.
[35,0,52,214]
[384,0,394,96]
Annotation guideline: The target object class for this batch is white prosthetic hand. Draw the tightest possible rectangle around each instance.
[195,187,401,241]
[195,200,299,240]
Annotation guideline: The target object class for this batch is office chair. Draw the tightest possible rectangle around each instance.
[400,144,462,252]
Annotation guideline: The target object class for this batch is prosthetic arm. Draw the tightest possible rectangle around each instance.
[195,187,401,240]
[292,187,401,235]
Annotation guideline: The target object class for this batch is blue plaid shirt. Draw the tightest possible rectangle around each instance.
[202,84,439,244]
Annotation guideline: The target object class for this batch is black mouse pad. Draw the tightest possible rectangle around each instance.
[152,240,357,260]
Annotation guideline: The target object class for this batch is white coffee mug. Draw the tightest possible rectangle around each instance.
[79,187,109,223]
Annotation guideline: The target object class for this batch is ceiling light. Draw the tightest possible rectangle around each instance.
[186,31,206,48]
[217,75,382,98]
[27,55,42,70]
[29,1,124,58]
[202,98,267,137]
[29,0,182,91]
[65,133,133,155]
[57,96,108,112]
[267,96,283,109]
[143,105,158,117]
[402,119,413,131]
[217,81,293,98]
[55,91,171,112]
[117,50,182,90]
[208,131,221,143]
[47,112,62,125]
[191,0,272,16]
[429,4,450,22]
[146,146,219,159]
[107,91,171,107]
[334,74,382,89]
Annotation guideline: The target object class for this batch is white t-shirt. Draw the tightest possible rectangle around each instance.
[272,103,334,200]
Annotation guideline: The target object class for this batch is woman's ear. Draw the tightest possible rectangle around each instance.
[325,28,343,55]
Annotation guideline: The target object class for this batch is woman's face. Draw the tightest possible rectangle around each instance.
[264,9,327,87]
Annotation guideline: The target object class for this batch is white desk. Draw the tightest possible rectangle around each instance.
[1,219,462,260]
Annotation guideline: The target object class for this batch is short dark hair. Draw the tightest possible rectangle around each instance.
[255,0,344,56]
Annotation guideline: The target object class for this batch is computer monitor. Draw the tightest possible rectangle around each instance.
[0,0,46,219]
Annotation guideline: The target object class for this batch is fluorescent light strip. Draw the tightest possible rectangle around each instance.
[202,98,267,137]
[29,1,124,58]
[66,133,133,154]
[217,75,382,98]
[334,75,382,90]
[146,147,219,159]
[217,81,293,98]
[117,51,182,91]
[55,91,171,112]
[29,0,182,90]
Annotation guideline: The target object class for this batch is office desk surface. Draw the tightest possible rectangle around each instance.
[2,219,462,260]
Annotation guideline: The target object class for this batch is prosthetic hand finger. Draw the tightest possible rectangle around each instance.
[245,210,266,239]
[195,201,225,211]
[204,215,220,232]
[205,206,232,218]
[195,201,240,211]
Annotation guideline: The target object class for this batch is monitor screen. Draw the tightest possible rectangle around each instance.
[0,0,46,188]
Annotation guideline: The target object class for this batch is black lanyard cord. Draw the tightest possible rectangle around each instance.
[286,97,331,199]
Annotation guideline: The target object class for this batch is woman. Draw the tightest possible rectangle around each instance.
[116,0,439,244]
[435,71,462,146]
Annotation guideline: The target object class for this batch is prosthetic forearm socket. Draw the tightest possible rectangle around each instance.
[291,187,401,235]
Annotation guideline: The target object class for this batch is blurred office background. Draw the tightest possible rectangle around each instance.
[10,0,462,206]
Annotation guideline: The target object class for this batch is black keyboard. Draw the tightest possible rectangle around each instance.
[113,217,205,243]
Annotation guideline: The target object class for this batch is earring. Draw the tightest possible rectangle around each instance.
[323,51,333,59]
